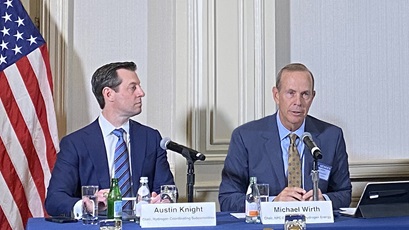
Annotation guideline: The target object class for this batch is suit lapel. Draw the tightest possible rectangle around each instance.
[264,114,286,189]
[129,121,146,190]
[85,120,110,188]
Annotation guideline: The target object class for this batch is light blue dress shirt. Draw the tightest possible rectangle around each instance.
[276,112,306,188]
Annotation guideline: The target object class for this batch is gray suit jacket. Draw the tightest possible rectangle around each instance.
[218,113,352,212]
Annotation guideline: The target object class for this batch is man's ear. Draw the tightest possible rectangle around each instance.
[272,86,279,104]
[102,87,115,102]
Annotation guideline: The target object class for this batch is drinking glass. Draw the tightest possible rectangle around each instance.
[257,183,269,202]
[284,214,306,230]
[160,185,177,203]
[99,219,122,230]
[122,197,137,221]
[82,185,99,225]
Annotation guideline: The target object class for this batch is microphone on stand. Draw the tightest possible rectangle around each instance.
[301,132,321,201]
[301,132,322,160]
[160,137,206,161]
[160,137,205,203]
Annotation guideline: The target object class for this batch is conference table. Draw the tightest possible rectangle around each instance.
[27,212,409,230]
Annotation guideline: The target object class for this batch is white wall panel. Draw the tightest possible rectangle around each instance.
[66,1,149,133]
[210,0,241,146]
[195,0,275,157]
[290,0,409,162]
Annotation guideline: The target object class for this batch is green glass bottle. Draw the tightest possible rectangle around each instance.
[107,178,122,219]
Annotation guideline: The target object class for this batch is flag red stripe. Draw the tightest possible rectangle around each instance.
[0,206,13,230]
[17,52,57,172]
[1,1,58,227]
[40,45,54,95]
[0,71,46,210]
[0,138,32,228]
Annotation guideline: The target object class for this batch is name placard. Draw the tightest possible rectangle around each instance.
[140,202,216,228]
[260,201,334,224]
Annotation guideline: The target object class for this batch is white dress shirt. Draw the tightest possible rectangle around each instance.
[73,114,131,219]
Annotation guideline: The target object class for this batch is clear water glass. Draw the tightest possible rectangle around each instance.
[284,214,306,230]
[160,185,177,203]
[257,183,269,202]
[81,185,99,225]
[99,219,122,230]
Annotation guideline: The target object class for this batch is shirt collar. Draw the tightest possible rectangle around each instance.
[98,113,130,137]
[276,111,305,140]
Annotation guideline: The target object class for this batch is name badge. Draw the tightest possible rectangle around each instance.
[260,201,334,224]
[140,202,216,228]
[318,163,331,181]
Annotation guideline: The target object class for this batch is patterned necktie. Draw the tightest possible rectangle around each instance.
[288,133,301,187]
[112,129,132,208]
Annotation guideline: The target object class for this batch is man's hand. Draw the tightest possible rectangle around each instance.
[150,191,174,203]
[302,188,324,201]
[274,187,306,201]
[150,192,161,204]
[82,196,95,214]
[97,189,110,211]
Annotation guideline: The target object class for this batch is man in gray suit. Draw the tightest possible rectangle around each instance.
[218,63,351,212]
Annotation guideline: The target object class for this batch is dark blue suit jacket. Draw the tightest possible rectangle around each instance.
[45,119,174,216]
[218,113,351,212]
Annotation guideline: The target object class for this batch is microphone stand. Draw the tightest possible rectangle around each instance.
[311,159,319,201]
[182,148,196,203]
[311,151,322,201]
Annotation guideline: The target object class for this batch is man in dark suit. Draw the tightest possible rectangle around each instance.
[218,63,351,212]
[45,61,174,217]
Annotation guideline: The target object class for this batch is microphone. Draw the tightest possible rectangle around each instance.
[301,132,322,159]
[160,137,206,161]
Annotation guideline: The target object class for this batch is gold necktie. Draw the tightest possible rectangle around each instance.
[288,133,301,187]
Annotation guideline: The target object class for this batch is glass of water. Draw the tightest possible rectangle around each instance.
[160,185,177,203]
[284,214,306,230]
[82,185,99,225]
[122,197,136,221]
[99,219,122,230]
[257,184,269,202]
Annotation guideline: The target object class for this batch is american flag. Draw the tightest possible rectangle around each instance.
[0,0,58,229]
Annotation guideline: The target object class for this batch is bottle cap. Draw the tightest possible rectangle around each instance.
[140,177,148,183]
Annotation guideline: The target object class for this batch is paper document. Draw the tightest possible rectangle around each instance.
[230,213,245,219]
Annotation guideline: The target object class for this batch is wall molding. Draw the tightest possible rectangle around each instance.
[349,159,409,180]
[254,0,266,119]
[190,0,270,163]
[41,0,69,139]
